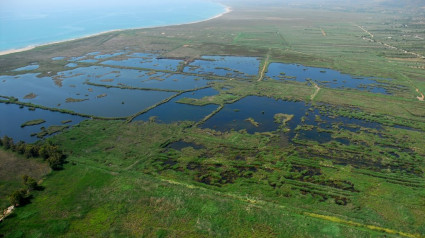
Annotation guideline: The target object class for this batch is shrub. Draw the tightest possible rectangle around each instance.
[23,175,39,191]
[47,153,65,170]
[9,189,28,206]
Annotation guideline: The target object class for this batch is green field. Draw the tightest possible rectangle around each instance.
[0,0,424,237]
[1,120,423,237]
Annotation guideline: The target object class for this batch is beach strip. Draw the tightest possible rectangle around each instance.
[0,6,231,57]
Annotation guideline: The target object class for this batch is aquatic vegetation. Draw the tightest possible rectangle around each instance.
[184,56,260,79]
[20,119,46,128]
[23,93,37,99]
[65,97,87,103]
[36,125,69,139]
[245,117,260,127]
[274,113,294,132]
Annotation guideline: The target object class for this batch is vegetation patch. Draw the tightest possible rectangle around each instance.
[36,125,69,139]
[245,117,259,127]
[20,119,46,128]
[65,98,88,103]
[274,113,294,132]
[23,93,37,99]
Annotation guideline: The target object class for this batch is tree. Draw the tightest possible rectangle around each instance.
[38,144,49,159]
[47,153,64,170]
[2,136,13,150]
[39,144,59,160]
[15,141,26,154]
[24,144,37,158]
[9,189,27,206]
[23,175,39,191]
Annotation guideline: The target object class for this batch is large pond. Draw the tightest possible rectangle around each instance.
[102,53,183,71]
[83,66,212,90]
[265,63,390,94]
[0,72,174,118]
[135,88,219,123]
[201,96,307,134]
[184,56,260,79]
[200,96,384,144]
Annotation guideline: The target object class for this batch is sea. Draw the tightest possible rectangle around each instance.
[0,0,225,52]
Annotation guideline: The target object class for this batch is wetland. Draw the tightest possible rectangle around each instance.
[0,1,424,237]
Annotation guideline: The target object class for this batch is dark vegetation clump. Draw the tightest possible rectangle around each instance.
[0,135,66,170]
[8,175,43,207]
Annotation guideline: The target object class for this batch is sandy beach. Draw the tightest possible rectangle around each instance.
[0,6,231,57]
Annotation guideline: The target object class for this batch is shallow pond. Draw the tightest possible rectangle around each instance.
[200,95,383,144]
[0,72,174,118]
[0,103,86,143]
[265,63,389,94]
[84,66,212,90]
[52,56,65,61]
[184,56,260,79]
[13,64,39,72]
[135,88,219,123]
[166,140,205,151]
[201,96,308,133]
[65,63,78,68]
[102,53,182,71]
[94,52,126,60]
[303,108,382,131]
[78,59,99,63]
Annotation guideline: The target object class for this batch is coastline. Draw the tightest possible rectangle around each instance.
[0,6,232,57]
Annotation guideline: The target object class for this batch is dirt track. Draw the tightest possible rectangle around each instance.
[311,83,321,100]
[416,88,424,101]
[258,54,270,81]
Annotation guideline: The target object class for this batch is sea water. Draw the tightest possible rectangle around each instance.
[0,0,226,51]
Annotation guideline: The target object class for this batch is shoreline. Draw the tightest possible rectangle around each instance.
[0,6,232,57]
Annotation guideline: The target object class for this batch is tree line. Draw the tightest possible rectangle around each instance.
[0,135,66,170]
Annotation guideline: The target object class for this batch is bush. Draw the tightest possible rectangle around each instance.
[47,153,65,170]
[9,189,28,206]
[2,136,13,150]
[23,175,39,191]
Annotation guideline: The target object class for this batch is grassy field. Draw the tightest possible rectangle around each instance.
[0,163,386,237]
[0,0,424,237]
[1,120,423,237]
